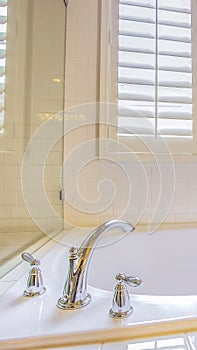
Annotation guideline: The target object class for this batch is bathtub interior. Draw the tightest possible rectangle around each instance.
[88,228,197,296]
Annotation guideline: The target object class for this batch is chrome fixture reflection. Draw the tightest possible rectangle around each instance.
[57,219,135,310]
[22,252,46,297]
[109,273,142,319]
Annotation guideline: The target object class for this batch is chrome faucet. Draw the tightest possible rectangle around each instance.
[57,219,135,310]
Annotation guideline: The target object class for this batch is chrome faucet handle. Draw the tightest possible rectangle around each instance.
[21,252,46,297]
[117,273,142,287]
[109,273,142,319]
[22,252,40,266]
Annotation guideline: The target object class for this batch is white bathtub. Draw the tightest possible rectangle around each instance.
[88,226,197,296]
[1,225,197,349]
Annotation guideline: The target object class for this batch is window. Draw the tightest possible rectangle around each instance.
[99,0,197,158]
[0,0,7,134]
[118,0,192,137]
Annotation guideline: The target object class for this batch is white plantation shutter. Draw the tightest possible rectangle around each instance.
[0,0,7,133]
[118,0,192,138]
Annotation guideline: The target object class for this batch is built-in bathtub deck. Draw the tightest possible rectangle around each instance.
[1,226,197,349]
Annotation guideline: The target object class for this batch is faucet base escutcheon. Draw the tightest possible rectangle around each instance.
[23,287,46,298]
[109,307,133,319]
[57,294,91,310]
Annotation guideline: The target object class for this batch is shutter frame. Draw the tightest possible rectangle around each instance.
[118,0,192,137]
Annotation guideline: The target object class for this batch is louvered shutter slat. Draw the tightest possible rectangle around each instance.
[0,32,6,41]
[0,0,7,133]
[0,66,5,76]
[119,52,192,73]
[120,21,191,43]
[120,0,155,9]
[0,48,6,58]
[0,0,8,6]
[119,104,192,120]
[0,15,6,24]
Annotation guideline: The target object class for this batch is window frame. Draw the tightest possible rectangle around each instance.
[99,0,197,162]
[0,1,8,136]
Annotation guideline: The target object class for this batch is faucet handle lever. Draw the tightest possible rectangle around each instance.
[21,252,46,297]
[116,273,142,287]
[22,252,40,266]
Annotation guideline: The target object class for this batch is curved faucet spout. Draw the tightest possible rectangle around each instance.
[57,219,135,310]
[78,219,135,264]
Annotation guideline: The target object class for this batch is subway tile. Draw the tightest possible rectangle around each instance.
[45,165,62,178]
[171,202,197,215]
[73,214,100,227]
[119,214,152,226]
[3,178,21,192]
[3,152,23,166]
[33,99,64,113]
[175,214,197,223]
[44,192,61,206]
[17,191,49,205]
[0,192,18,205]
[0,231,42,247]
[21,165,48,179]
[0,220,21,232]
[3,124,14,138]
[158,214,176,224]
[32,217,63,233]
[48,86,64,100]
[45,178,60,192]
[175,176,197,189]
[113,202,130,217]
[0,153,5,164]
[0,165,18,178]
[10,206,30,219]
[15,219,39,232]
[52,205,63,217]
[64,216,75,226]
[14,124,29,138]
[175,189,197,202]
[0,206,11,219]
[0,138,17,152]
[175,163,197,174]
